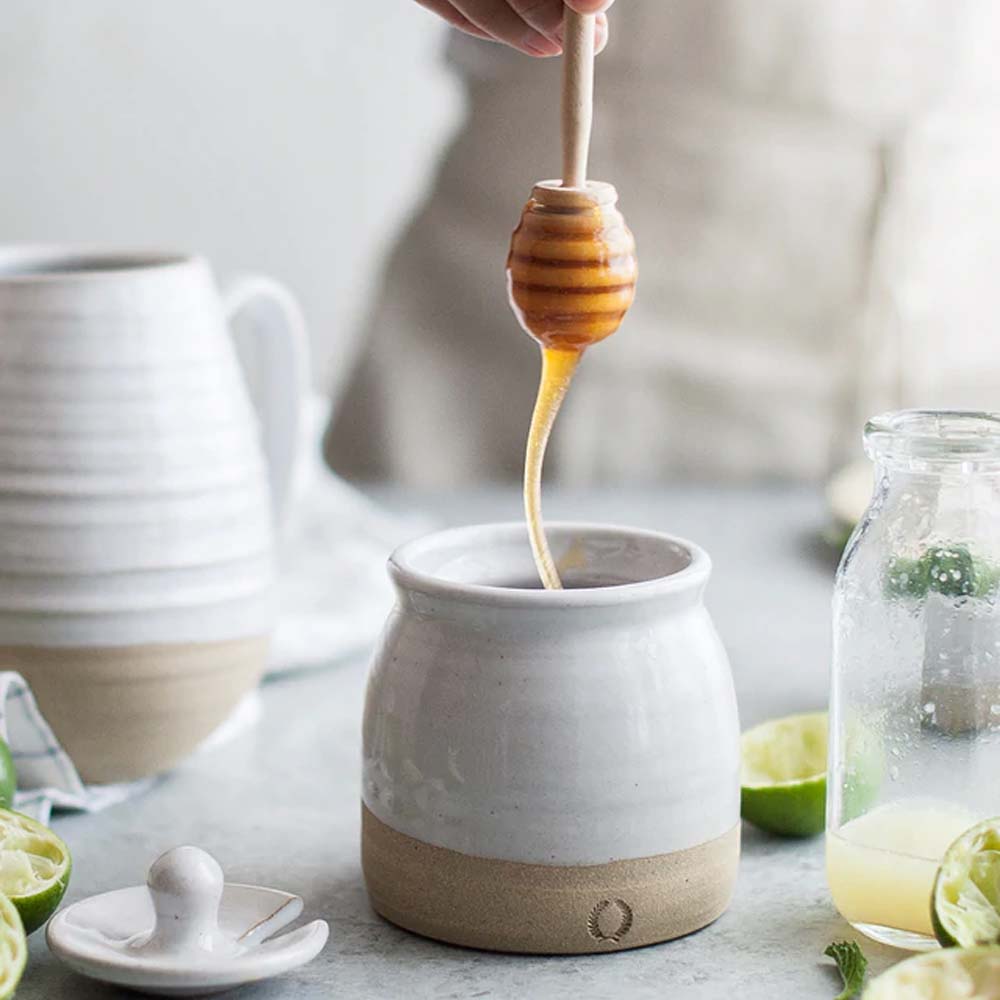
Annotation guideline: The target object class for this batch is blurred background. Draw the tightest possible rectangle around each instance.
[5,0,1000,493]
[0,1,460,393]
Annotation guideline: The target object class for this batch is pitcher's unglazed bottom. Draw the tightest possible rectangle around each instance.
[362,805,739,954]
[1,637,268,782]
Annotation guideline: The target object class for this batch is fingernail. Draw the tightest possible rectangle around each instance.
[524,33,562,56]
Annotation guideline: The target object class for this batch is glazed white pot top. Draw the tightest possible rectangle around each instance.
[390,521,706,611]
[364,523,741,866]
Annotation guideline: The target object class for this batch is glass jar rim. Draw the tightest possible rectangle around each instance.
[865,409,1000,465]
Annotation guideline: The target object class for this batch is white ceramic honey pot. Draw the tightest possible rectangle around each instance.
[362,522,741,954]
[0,248,307,781]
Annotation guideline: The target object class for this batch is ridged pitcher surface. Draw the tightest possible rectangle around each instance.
[0,249,291,779]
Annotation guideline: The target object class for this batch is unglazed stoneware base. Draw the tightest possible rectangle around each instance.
[0,637,268,783]
[362,805,740,954]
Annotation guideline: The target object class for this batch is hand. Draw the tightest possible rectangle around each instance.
[415,0,613,57]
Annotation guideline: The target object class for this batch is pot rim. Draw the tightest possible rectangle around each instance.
[389,521,711,608]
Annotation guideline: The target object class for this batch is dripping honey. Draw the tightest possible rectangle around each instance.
[507,182,637,589]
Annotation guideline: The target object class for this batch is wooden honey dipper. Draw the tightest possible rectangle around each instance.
[507,8,638,590]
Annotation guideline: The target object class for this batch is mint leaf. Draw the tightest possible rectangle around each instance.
[885,556,928,599]
[924,545,976,597]
[824,940,867,1000]
[884,545,1000,601]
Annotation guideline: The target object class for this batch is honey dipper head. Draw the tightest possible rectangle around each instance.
[507,180,637,351]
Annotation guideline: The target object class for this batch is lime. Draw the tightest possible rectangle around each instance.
[0,742,15,810]
[975,557,1000,598]
[740,712,827,837]
[863,947,1000,999]
[0,894,26,1000]
[932,817,1000,948]
[0,810,71,934]
[840,717,885,824]
[826,459,872,535]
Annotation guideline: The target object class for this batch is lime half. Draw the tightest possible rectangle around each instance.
[863,947,1000,999]
[740,712,827,837]
[0,894,26,1000]
[0,810,71,934]
[932,817,1000,948]
[0,743,16,811]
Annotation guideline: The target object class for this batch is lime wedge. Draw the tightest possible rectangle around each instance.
[0,743,15,811]
[0,810,71,934]
[740,712,827,837]
[826,459,872,532]
[0,894,26,1000]
[932,817,1000,948]
[863,946,1000,999]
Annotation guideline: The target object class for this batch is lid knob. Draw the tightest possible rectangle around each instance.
[144,846,227,955]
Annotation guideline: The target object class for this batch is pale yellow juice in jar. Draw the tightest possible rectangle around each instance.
[826,800,978,938]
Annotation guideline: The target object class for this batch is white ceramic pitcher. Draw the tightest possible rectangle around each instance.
[0,248,307,781]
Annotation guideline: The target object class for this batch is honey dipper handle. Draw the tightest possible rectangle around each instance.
[561,8,595,189]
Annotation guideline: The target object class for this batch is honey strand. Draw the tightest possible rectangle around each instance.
[523,347,581,590]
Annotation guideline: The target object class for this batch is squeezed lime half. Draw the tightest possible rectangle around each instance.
[0,810,71,934]
[932,817,1000,948]
[0,894,26,1000]
[0,742,16,811]
[863,946,1000,999]
[740,712,827,837]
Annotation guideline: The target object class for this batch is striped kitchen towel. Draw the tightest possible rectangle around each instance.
[0,672,259,825]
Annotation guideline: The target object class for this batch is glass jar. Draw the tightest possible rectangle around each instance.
[828,410,1000,951]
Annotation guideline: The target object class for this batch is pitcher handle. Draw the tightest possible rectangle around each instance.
[223,276,310,527]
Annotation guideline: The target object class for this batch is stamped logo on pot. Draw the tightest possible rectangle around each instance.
[587,898,633,943]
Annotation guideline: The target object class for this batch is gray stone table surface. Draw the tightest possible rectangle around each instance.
[22,485,905,999]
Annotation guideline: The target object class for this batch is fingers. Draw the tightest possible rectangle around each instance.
[414,0,494,40]
[450,0,562,55]
[507,0,565,41]
[415,0,610,56]
[508,0,612,48]
[557,4,611,53]
[593,13,609,52]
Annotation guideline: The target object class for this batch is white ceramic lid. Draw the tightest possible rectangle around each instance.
[46,847,329,997]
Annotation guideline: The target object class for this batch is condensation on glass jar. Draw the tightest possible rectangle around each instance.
[827,410,1000,951]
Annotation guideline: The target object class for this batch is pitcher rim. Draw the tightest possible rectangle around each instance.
[0,246,204,283]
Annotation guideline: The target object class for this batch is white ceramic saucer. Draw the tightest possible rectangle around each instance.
[46,847,329,997]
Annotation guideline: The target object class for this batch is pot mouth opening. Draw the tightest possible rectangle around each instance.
[389,522,708,607]
[0,247,196,282]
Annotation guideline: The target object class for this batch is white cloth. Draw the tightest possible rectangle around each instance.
[270,397,430,673]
